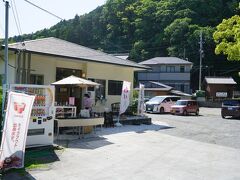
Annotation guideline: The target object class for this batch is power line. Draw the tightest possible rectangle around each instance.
[10,0,22,36]
[23,0,63,20]
[12,0,22,35]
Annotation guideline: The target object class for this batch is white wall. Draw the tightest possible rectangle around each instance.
[30,54,85,84]
[0,51,135,109]
[0,52,16,84]
[87,62,134,108]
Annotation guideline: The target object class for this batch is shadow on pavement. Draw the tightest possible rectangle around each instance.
[99,123,175,136]
[54,123,175,149]
[67,137,114,149]
[3,171,36,180]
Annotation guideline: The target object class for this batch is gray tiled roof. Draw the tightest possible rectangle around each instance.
[6,37,149,69]
[205,77,237,85]
[139,57,192,65]
[135,81,173,91]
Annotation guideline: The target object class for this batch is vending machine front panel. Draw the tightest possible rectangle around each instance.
[10,84,55,147]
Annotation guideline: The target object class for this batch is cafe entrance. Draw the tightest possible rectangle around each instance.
[55,67,83,112]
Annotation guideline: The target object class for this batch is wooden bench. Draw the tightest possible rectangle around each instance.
[55,117,104,139]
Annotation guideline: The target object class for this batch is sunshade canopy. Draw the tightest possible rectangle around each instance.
[51,75,100,87]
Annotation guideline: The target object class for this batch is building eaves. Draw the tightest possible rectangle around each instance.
[4,37,150,70]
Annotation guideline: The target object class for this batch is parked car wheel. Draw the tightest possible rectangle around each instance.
[183,110,187,116]
[195,109,199,116]
[160,107,164,114]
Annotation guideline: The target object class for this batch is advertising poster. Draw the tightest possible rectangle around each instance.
[0,92,35,170]
[137,84,145,116]
[119,81,131,115]
[69,97,75,106]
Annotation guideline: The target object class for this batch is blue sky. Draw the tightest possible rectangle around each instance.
[0,0,106,38]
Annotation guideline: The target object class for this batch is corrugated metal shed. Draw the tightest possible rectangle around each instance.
[205,77,237,85]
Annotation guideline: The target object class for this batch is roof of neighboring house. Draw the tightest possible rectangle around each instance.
[112,53,129,60]
[135,81,173,91]
[139,57,192,65]
[205,77,237,85]
[135,81,192,96]
[5,37,149,70]
[115,55,129,60]
[170,90,192,97]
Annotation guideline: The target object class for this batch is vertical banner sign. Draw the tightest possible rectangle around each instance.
[137,84,145,116]
[0,92,35,170]
[119,81,131,115]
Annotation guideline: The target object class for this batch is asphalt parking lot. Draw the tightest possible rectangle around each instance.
[148,107,240,149]
[5,107,240,180]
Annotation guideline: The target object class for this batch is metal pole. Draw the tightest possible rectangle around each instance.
[183,48,186,60]
[4,0,9,86]
[115,114,122,127]
[1,0,9,139]
[199,31,203,90]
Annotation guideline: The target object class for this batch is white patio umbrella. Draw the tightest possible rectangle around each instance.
[51,75,100,87]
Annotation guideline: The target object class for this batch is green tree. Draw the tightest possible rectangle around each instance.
[7,0,240,90]
[213,15,240,60]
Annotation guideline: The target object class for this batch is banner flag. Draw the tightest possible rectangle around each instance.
[119,81,131,115]
[137,83,145,116]
[0,92,35,170]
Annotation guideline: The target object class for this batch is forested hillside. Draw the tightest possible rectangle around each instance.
[10,0,240,90]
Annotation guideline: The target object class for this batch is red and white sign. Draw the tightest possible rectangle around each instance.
[119,81,131,115]
[0,92,35,170]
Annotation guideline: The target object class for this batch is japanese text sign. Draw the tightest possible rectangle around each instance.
[0,92,35,170]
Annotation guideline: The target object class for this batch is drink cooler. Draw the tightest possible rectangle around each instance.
[9,84,55,147]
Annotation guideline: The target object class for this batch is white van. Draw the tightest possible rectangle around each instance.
[145,96,180,113]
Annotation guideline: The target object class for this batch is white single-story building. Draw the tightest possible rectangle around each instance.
[0,37,149,110]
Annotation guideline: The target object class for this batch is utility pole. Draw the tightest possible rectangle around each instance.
[4,0,9,86]
[199,31,203,90]
[183,47,186,60]
[2,0,9,122]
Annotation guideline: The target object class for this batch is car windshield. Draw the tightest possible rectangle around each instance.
[176,101,188,105]
[144,98,150,103]
[223,100,240,106]
[148,96,165,103]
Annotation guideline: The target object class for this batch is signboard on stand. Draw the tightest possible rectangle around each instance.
[0,92,35,170]
[216,92,228,98]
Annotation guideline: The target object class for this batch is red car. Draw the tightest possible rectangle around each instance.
[171,100,199,116]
